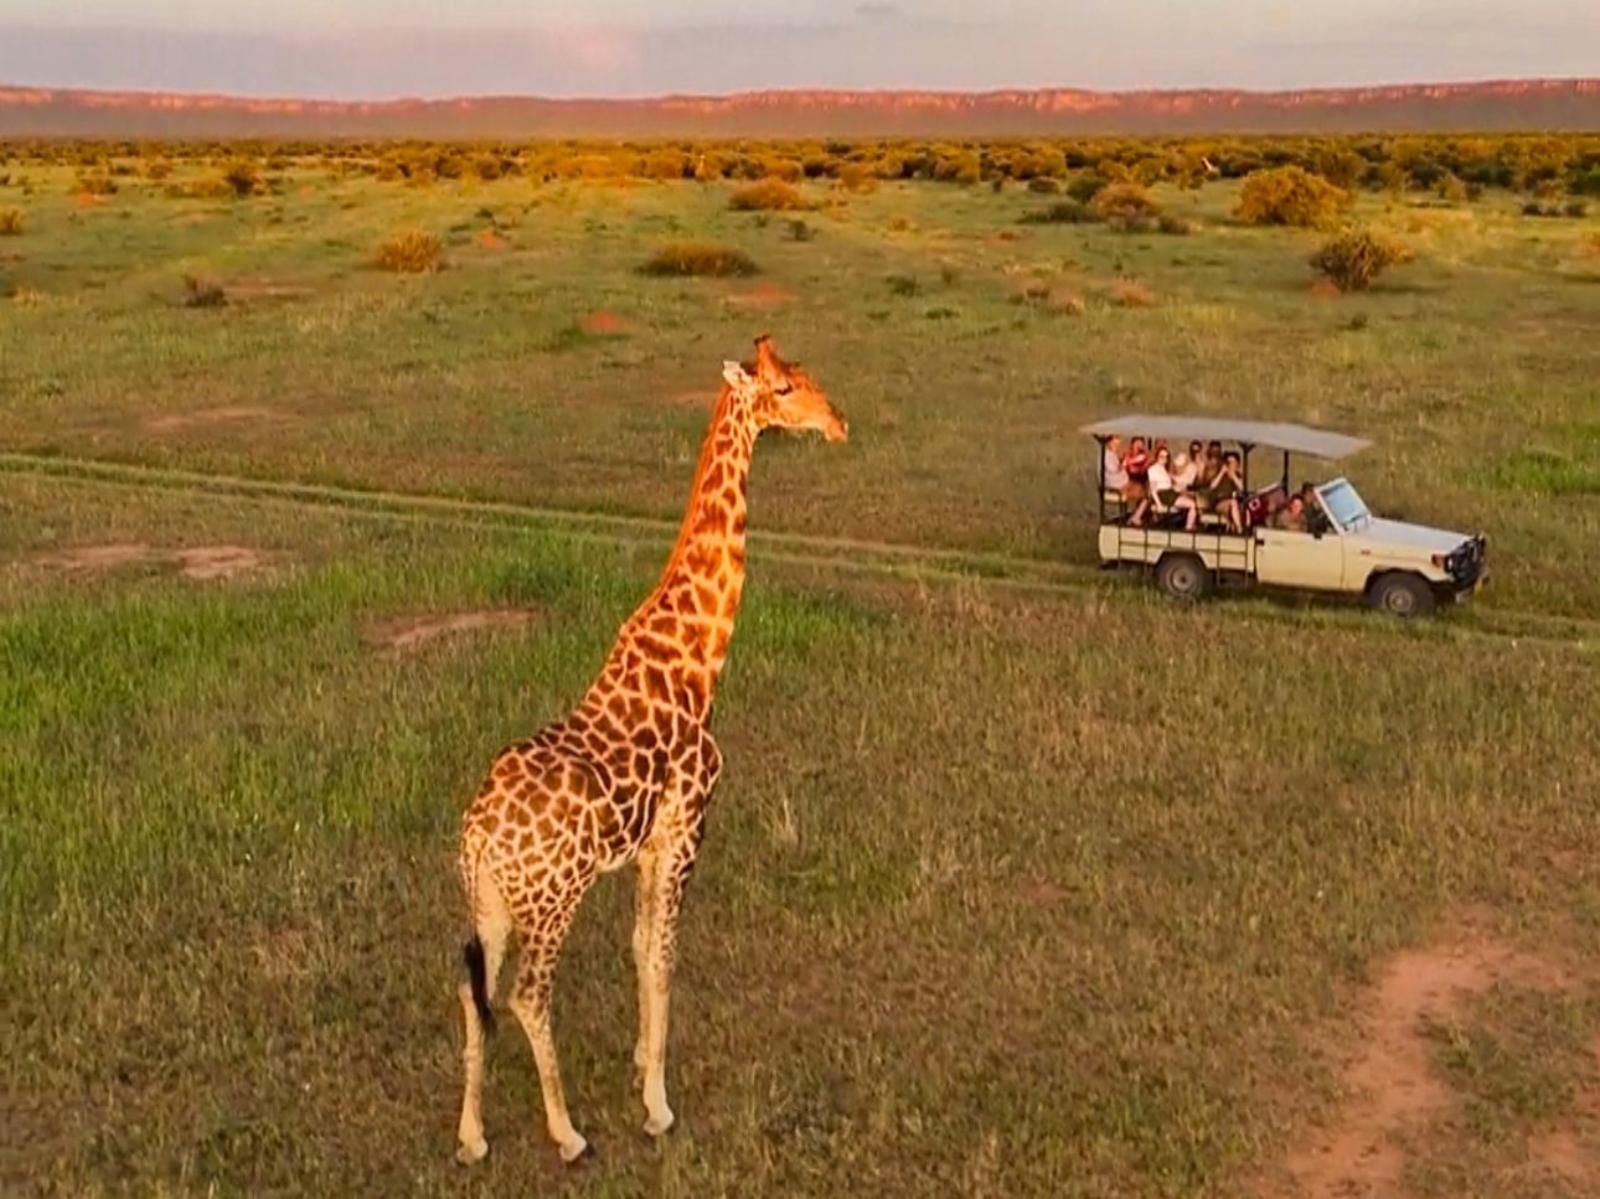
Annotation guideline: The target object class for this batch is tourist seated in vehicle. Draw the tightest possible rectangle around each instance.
[1121,436,1151,504]
[1170,451,1202,530]
[1207,450,1245,532]
[1102,435,1129,498]
[1126,445,1203,528]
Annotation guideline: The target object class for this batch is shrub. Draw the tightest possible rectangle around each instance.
[785,219,816,242]
[374,229,442,273]
[1157,213,1193,236]
[729,178,808,211]
[0,208,23,236]
[639,242,758,277]
[1309,228,1412,292]
[837,163,878,193]
[1027,177,1060,195]
[1236,166,1350,228]
[74,174,118,196]
[1092,182,1162,229]
[1435,173,1469,205]
[886,274,920,297]
[1019,200,1098,225]
[221,160,260,198]
[1047,290,1087,316]
[144,159,173,181]
[1108,279,1156,308]
[182,275,227,308]
[1565,200,1590,219]
[1066,173,1109,204]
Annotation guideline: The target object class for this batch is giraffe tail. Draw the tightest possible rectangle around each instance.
[460,831,496,1035]
[463,936,495,1035]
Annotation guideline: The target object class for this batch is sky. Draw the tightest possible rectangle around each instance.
[1,1,1595,99]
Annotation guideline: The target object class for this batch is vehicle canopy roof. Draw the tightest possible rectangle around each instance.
[1080,415,1370,461]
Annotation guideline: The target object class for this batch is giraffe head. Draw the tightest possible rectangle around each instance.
[723,335,848,444]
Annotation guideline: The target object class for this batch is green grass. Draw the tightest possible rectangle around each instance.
[3,162,1600,1196]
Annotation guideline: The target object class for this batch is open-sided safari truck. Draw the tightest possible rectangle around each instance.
[1082,416,1488,617]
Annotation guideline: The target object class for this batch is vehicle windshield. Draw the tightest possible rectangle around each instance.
[1318,479,1371,531]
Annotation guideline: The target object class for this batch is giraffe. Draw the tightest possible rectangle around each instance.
[454,334,847,1166]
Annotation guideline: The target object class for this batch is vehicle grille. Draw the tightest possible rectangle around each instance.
[1446,536,1487,586]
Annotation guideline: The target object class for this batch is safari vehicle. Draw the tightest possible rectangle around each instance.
[1083,416,1488,617]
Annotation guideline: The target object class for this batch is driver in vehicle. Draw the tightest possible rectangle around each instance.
[1273,494,1309,532]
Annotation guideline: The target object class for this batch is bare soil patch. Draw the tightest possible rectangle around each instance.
[362,608,540,651]
[1260,925,1581,1199]
[580,308,627,335]
[225,279,315,301]
[725,282,794,309]
[33,543,266,581]
[174,546,264,580]
[144,405,278,433]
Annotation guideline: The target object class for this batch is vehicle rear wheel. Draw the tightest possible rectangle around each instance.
[1368,572,1436,618]
[1154,553,1213,602]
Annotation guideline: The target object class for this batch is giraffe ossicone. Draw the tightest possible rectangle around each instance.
[454,334,847,1166]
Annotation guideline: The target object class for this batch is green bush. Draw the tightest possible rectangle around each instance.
[1236,166,1350,228]
[1019,200,1098,225]
[1309,228,1412,291]
[1066,173,1109,203]
[639,242,759,277]
[729,178,808,211]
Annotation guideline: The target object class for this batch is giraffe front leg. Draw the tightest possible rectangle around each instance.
[632,848,660,1089]
[640,837,699,1138]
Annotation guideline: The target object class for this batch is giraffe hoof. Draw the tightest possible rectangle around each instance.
[643,1109,676,1139]
[455,1137,489,1166]
[559,1134,592,1165]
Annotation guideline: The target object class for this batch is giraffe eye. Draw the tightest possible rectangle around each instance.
[774,383,793,396]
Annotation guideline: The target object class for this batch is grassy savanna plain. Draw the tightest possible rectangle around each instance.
[2,154,1600,1197]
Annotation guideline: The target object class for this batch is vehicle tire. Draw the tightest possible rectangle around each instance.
[1367,572,1436,618]
[1154,553,1213,602]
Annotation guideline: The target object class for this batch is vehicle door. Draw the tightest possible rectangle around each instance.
[1253,514,1345,591]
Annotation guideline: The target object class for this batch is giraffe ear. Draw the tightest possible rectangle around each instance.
[722,361,752,388]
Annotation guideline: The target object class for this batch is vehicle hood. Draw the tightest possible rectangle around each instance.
[1354,518,1472,554]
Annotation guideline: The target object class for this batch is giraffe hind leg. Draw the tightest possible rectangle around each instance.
[507,873,596,1165]
[456,859,512,1165]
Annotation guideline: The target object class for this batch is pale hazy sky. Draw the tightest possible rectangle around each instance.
[2,1,1595,98]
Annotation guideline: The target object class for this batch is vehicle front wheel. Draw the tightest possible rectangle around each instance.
[1154,553,1213,603]
[1367,572,1436,618]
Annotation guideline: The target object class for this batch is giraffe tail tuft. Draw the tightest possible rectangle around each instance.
[464,936,495,1035]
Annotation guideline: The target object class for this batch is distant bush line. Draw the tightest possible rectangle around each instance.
[3,134,1596,199]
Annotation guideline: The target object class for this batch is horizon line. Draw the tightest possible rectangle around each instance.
[5,74,1595,109]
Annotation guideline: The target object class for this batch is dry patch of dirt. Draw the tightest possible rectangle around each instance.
[724,282,794,309]
[225,279,315,301]
[477,228,507,251]
[1259,925,1588,1199]
[33,543,266,581]
[580,308,627,335]
[362,608,540,651]
[144,405,279,433]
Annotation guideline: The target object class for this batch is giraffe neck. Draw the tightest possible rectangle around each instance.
[598,383,757,723]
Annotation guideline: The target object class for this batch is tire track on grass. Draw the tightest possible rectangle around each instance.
[4,451,1597,650]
